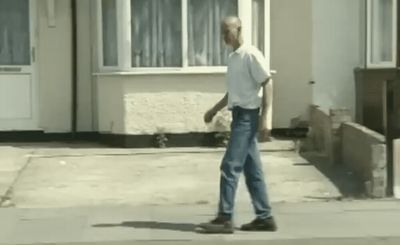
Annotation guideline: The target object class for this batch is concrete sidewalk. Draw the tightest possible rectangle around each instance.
[4,144,344,208]
[0,141,294,208]
[0,147,33,207]
[0,142,398,244]
[1,200,400,244]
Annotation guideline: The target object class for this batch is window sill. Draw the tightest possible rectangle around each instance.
[93,67,228,76]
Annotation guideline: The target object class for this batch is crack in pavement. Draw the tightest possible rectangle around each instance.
[0,149,36,208]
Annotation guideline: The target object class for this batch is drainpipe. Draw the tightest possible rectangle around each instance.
[71,0,78,138]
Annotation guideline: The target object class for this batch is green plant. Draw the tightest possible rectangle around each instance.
[155,133,168,148]
[214,131,230,147]
[154,127,168,148]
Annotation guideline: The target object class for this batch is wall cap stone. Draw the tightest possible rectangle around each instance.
[343,122,386,143]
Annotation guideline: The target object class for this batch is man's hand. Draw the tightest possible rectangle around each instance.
[258,115,271,142]
[204,93,228,124]
[204,109,217,123]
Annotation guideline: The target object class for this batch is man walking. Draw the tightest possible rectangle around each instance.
[196,16,277,234]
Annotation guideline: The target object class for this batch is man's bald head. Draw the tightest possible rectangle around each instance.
[221,16,243,47]
[222,16,242,29]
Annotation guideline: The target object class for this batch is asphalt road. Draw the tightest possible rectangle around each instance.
[53,237,400,245]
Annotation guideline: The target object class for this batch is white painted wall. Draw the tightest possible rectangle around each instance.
[270,0,313,127]
[37,0,72,132]
[35,0,94,133]
[96,74,228,134]
[312,0,364,117]
[96,77,124,134]
[76,0,94,132]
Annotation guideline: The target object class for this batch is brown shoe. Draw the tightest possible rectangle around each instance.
[196,216,234,234]
[240,217,277,232]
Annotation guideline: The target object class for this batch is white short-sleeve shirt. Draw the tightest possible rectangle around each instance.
[226,44,270,110]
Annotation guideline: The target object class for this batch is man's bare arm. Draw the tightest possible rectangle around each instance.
[260,78,271,116]
[204,93,228,123]
[259,78,272,141]
[213,93,228,112]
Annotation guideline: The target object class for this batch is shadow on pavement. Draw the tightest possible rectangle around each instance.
[92,221,196,232]
[300,151,366,199]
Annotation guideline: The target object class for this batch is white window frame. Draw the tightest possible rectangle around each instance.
[0,0,36,74]
[95,0,270,75]
[251,0,270,71]
[366,0,398,68]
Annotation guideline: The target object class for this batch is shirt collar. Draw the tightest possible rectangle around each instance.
[234,44,246,54]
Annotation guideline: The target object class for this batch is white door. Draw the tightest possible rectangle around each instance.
[0,0,38,130]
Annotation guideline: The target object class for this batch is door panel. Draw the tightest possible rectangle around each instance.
[0,74,31,119]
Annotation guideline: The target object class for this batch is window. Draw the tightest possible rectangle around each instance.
[97,0,269,72]
[131,0,182,67]
[0,0,30,66]
[252,0,264,53]
[101,0,117,66]
[188,0,237,66]
[367,0,397,68]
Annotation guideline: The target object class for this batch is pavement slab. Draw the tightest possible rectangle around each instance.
[0,146,33,206]
[10,150,341,208]
[0,141,373,245]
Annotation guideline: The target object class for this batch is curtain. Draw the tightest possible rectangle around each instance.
[188,0,237,66]
[0,0,30,66]
[131,0,182,67]
[102,0,118,66]
[252,0,264,53]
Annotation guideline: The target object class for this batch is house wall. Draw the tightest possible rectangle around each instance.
[34,0,364,134]
[95,74,227,134]
[76,0,94,132]
[34,0,237,134]
[35,0,94,133]
[270,0,313,127]
[311,0,364,118]
[37,0,72,132]
[95,0,315,134]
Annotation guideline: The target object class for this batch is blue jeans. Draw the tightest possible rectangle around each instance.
[218,106,272,220]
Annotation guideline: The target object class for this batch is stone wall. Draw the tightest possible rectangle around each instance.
[309,105,351,164]
[310,105,387,197]
[310,105,332,154]
[342,123,386,197]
